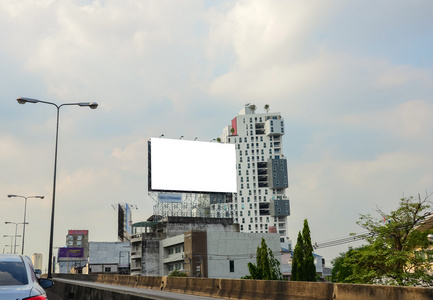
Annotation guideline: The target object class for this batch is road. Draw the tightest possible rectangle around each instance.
[46,278,225,300]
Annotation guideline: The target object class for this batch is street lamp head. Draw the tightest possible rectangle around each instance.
[78,102,98,109]
[17,97,39,104]
[7,195,15,198]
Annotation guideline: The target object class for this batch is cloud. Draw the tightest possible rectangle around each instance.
[0,0,432,265]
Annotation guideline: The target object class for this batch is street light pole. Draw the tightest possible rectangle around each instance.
[3,235,20,254]
[5,222,26,254]
[16,97,98,278]
[8,195,44,255]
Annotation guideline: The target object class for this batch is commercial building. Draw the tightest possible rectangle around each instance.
[57,230,89,274]
[219,105,290,243]
[32,253,43,270]
[131,216,281,278]
[130,216,238,276]
[83,241,131,274]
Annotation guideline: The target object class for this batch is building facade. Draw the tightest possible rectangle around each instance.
[83,241,131,274]
[130,216,239,276]
[32,253,43,270]
[57,229,89,274]
[220,105,290,243]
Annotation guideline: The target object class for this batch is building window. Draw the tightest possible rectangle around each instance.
[105,267,111,272]
[169,248,174,255]
[175,246,182,253]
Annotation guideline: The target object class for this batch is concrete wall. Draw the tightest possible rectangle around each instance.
[52,274,433,300]
[206,232,280,279]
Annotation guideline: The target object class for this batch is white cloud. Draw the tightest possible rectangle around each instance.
[0,0,432,265]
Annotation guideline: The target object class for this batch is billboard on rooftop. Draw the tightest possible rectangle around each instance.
[148,138,236,194]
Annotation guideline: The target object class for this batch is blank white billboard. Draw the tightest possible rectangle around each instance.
[149,138,237,193]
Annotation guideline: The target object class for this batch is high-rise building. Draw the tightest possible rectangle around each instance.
[32,253,43,270]
[220,105,290,243]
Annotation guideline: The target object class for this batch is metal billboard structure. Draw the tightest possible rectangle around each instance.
[147,138,236,219]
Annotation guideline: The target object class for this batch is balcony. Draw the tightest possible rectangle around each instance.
[131,250,142,259]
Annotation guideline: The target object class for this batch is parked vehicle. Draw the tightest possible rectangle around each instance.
[0,254,53,300]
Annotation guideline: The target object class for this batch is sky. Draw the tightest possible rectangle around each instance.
[1,0,432,270]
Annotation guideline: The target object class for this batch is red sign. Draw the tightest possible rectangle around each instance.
[68,230,88,235]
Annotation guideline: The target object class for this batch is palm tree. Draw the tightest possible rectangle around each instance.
[264,104,270,113]
[248,104,256,113]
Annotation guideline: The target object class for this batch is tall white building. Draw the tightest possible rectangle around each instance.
[220,105,290,243]
[32,253,43,270]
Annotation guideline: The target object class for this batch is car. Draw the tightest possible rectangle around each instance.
[0,254,53,300]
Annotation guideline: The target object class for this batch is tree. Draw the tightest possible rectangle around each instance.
[242,237,282,280]
[302,219,317,281]
[169,269,188,277]
[339,195,433,286]
[248,104,256,113]
[331,248,358,283]
[291,232,305,281]
[264,104,270,113]
[291,219,317,281]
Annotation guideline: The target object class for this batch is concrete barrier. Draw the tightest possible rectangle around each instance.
[333,283,433,300]
[52,274,433,300]
[163,277,220,297]
[216,278,334,300]
[48,278,156,300]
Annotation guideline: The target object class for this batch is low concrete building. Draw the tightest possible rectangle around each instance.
[130,216,239,276]
[83,241,131,274]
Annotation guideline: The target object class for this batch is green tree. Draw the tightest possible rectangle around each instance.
[169,269,188,277]
[341,195,433,285]
[291,231,305,281]
[248,104,256,113]
[302,219,317,281]
[264,104,270,113]
[331,248,358,283]
[292,219,317,281]
[242,237,282,280]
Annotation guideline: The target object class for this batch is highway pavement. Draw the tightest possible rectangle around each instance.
[46,278,225,300]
